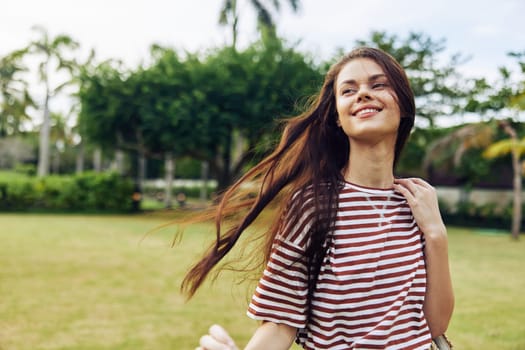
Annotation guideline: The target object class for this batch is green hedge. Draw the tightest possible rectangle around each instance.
[439,198,524,231]
[0,172,135,212]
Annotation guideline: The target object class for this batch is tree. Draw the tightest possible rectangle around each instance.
[78,52,186,192]
[219,0,300,48]
[0,49,34,137]
[480,51,525,240]
[48,111,71,174]
[483,120,525,240]
[420,73,514,190]
[27,25,80,177]
[78,38,322,192]
[423,122,495,177]
[175,39,321,190]
[420,46,523,179]
[508,50,525,107]
[78,60,136,172]
[423,50,525,238]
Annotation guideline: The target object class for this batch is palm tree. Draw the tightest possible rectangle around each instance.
[484,121,525,240]
[48,111,70,174]
[28,25,79,177]
[219,0,300,48]
[423,122,496,207]
[0,50,34,137]
[424,120,524,240]
[512,90,525,109]
[423,122,495,175]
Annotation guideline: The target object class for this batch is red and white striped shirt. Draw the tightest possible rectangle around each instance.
[247,181,432,349]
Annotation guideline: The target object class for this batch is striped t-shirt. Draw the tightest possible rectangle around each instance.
[247,181,432,349]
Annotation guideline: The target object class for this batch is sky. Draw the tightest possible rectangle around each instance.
[2,0,524,75]
[1,0,525,124]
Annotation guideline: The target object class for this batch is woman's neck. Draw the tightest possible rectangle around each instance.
[343,141,395,189]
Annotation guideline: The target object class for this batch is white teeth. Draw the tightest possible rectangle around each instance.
[356,108,379,116]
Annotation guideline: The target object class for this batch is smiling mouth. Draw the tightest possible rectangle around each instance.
[353,108,382,117]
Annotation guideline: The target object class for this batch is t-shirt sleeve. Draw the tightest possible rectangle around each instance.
[246,196,313,329]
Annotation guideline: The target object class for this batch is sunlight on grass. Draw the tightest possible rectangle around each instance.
[0,213,524,349]
[446,227,525,349]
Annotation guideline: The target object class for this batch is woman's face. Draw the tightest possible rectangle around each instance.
[334,58,401,144]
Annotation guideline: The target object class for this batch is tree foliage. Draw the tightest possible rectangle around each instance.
[0,49,34,136]
[412,49,525,238]
[78,37,322,189]
[219,0,300,48]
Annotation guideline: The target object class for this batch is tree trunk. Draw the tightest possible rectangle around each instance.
[501,120,521,240]
[230,0,239,49]
[75,142,84,174]
[216,131,233,193]
[200,161,209,202]
[51,149,60,174]
[164,153,174,208]
[113,149,125,175]
[93,147,102,172]
[511,148,522,240]
[138,151,146,192]
[37,93,51,177]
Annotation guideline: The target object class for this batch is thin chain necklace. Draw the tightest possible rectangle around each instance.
[366,195,392,227]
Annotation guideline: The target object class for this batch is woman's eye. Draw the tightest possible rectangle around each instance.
[342,88,356,95]
[372,83,387,89]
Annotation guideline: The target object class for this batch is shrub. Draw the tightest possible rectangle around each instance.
[440,198,524,231]
[13,163,36,176]
[0,172,135,212]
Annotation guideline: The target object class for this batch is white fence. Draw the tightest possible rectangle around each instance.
[436,186,521,210]
[144,179,217,189]
[144,180,521,209]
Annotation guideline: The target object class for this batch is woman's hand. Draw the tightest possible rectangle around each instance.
[197,324,238,350]
[393,177,446,237]
[197,321,296,350]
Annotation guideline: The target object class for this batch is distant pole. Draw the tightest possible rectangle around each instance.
[164,153,174,208]
[37,94,51,177]
[75,142,84,174]
[93,147,102,173]
[138,152,146,192]
[501,121,522,240]
[114,149,125,175]
[200,161,209,202]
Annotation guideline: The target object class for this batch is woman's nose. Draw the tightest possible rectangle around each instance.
[356,87,372,101]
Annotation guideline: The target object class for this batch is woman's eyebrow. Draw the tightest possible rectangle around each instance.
[338,74,388,86]
[369,73,388,82]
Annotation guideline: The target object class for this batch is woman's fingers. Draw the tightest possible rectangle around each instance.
[394,177,423,194]
[394,177,445,236]
[394,178,435,202]
[200,334,231,350]
[393,178,415,198]
[393,181,410,196]
[198,325,238,350]
[209,325,237,348]
[408,177,432,188]
[393,179,417,205]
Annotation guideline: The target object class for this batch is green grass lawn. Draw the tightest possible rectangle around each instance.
[0,213,524,350]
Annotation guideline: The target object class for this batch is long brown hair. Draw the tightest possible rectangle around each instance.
[181,47,415,301]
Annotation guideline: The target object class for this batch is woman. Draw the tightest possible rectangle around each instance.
[185,47,454,349]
